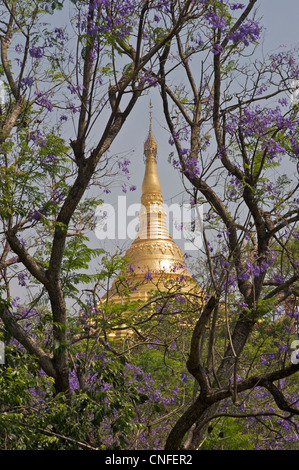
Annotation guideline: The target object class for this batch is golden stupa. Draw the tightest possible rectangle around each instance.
[101,107,200,338]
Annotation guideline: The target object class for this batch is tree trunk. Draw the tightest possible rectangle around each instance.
[48,282,70,394]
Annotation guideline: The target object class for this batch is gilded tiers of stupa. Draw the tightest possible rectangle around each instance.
[105,107,196,306]
[125,115,191,285]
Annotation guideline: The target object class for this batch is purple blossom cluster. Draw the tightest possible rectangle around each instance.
[211,43,224,55]
[29,46,43,59]
[63,348,188,450]
[17,272,29,287]
[269,50,299,77]
[20,77,34,90]
[118,159,131,175]
[28,129,64,166]
[15,43,24,54]
[183,154,201,178]
[226,104,299,163]
[53,27,67,42]
[209,376,299,450]
[227,174,242,200]
[260,181,277,200]
[214,247,281,294]
[227,105,293,138]
[230,2,245,10]
[228,19,262,46]
[244,384,298,449]
[121,183,136,193]
[67,83,84,95]
[35,92,53,112]
[206,10,227,32]
[28,207,48,222]
[77,0,138,42]
[237,250,276,282]
[115,158,137,192]
[52,188,65,203]
[203,6,261,50]
[144,271,153,281]
[29,129,46,147]
[140,69,158,87]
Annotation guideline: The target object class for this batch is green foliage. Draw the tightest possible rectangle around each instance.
[201,418,254,450]
[38,0,65,13]
[0,127,71,220]
[60,233,104,298]
[0,340,145,450]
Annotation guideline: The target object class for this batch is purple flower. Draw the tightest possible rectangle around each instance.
[278,98,288,107]
[12,297,21,308]
[28,208,48,221]
[35,92,53,112]
[175,294,186,304]
[211,43,224,55]
[69,103,79,114]
[252,264,260,277]
[230,3,245,10]
[261,355,269,365]
[273,274,284,284]
[262,138,285,159]
[54,27,67,42]
[15,44,24,54]
[52,189,65,203]
[118,159,131,175]
[290,135,299,155]
[21,77,34,89]
[206,10,227,31]
[17,235,26,247]
[29,129,46,147]
[46,154,57,162]
[180,372,190,383]
[228,19,262,46]
[18,272,28,287]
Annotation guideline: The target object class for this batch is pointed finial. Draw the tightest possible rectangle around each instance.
[144,99,157,161]
[149,99,153,128]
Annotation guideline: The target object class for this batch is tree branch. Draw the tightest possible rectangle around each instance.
[0,301,56,379]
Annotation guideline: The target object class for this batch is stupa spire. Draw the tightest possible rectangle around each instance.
[100,104,199,317]
[125,102,190,277]
[142,101,161,201]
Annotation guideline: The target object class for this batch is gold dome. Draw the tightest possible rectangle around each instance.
[99,108,201,340]
[125,114,189,281]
